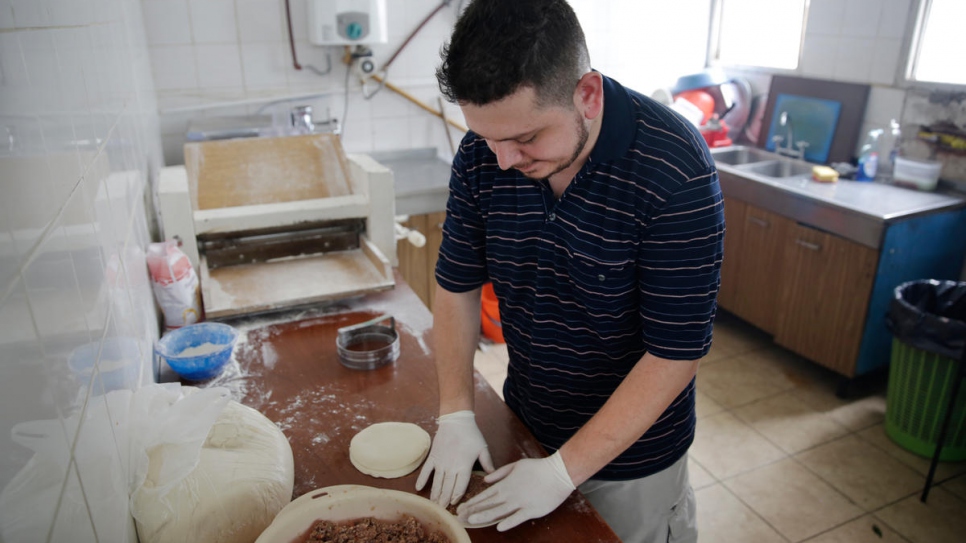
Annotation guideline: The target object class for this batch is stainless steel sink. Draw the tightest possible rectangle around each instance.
[711,145,814,179]
[738,160,814,178]
[710,146,781,166]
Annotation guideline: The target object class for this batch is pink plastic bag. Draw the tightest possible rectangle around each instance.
[147,240,202,330]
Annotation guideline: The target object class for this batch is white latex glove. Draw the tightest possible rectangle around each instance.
[415,410,495,506]
[456,450,575,532]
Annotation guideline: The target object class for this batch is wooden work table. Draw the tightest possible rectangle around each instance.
[208,273,621,543]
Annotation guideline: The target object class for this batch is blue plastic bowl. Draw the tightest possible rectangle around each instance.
[68,337,144,395]
[156,322,238,381]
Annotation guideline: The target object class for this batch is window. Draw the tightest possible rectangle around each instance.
[711,0,807,70]
[571,0,711,96]
[908,0,966,85]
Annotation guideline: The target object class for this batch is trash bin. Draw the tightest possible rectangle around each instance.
[885,279,966,461]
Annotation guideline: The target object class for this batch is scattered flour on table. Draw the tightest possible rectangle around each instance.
[259,343,278,369]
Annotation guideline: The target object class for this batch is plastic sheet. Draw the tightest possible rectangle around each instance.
[886,279,966,360]
[0,384,294,543]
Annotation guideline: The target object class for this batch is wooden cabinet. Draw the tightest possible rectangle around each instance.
[396,211,446,311]
[720,197,793,335]
[774,223,879,376]
[719,197,879,377]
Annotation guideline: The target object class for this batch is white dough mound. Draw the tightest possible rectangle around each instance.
[132,400,295,543]
[349,422,431,478]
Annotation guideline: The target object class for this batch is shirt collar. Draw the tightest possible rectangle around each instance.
[588,74,635,165]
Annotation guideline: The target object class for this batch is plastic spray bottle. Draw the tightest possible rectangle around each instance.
[856,128,883,181]
[882,119,902,179]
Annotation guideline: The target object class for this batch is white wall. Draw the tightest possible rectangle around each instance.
[0,0,162,540]
[728,0,915,158]
[148,0,713,167]
[149,0,468,165]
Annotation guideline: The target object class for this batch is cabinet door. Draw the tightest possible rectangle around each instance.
[396,214,432,308]
[396,211,448,311]
[717,197,746,311]
[424,211,447,312]
[774,223,879,376]
[728,204,793,335]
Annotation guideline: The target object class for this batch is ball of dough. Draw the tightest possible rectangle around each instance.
[349,422,431,478]
[132,400,295,543]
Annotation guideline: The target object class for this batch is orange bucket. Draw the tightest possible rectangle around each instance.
[480,283,504,343]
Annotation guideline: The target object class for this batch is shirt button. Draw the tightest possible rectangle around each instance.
[548,212,556,221]
[598,274,606,281]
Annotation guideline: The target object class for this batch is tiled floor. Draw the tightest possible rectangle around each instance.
[472,311,966,543]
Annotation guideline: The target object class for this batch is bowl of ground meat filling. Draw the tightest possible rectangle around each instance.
[254,485,470,543]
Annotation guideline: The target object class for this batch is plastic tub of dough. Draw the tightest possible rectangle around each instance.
[254,485,471,543]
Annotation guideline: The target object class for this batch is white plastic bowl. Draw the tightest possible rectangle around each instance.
[255,485,471,543]
[893,156,942,191]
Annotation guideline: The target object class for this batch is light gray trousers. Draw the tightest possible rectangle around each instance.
[578,454,697,543]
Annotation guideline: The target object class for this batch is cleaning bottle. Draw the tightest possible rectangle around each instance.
[856,128,883,181]
[882,119,902,179]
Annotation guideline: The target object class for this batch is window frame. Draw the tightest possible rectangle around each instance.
[901,0,966,91]
[706,0,809,75]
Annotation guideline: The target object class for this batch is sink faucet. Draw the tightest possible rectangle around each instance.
[772,111,809,160]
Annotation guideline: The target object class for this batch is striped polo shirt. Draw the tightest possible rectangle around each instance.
[435,74,725,480]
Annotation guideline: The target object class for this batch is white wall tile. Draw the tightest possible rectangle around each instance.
[371,117,412,151]
[142,0,192,46]
[9,0,50,27]
[236,0,285,43]
[48,461,99,543]
[800,35,838,79]
[0,1,162,539]
[285,40,339,89]
[865,86,906,127]
[196,43,244,88]
[870,38,902,86]
[878,0,912,39]
[189,0,238,44]
[833,37,875,83]
[340,118,374,154]
[0,0,14,29]
[842,0,884,39]
[287,0,308,41]
[240,41,289,90]
[150,45,199,90]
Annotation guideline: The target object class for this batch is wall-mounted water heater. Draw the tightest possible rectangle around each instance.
[307,0,388,46]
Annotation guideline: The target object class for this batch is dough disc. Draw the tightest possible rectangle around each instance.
[349,422,431,478]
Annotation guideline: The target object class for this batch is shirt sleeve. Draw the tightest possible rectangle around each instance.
[638,166,725,360]
[434,137,489,293]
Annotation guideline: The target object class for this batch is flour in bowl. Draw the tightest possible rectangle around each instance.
[178,342,225,357]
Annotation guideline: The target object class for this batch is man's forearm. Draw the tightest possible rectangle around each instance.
[559,353,699,486]
[433,284,484,415]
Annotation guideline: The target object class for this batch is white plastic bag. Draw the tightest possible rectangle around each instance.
[0,384,294,543]
[129,386,295,543]
[147,240,203,330]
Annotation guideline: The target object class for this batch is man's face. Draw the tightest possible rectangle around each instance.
[460,86,589,181]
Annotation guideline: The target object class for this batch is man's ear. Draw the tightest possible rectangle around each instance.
[574,71,603,119]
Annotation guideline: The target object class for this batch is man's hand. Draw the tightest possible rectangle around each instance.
[415,411,495,506]
[456,451,575,531]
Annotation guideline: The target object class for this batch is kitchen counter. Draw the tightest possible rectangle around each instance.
[715,154,966,249]
[203,274,620,543]
[371,148,453,216]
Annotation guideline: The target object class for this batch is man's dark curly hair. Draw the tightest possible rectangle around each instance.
[436,0,590,107]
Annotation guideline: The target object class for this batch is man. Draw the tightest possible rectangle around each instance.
[414,1,724,541]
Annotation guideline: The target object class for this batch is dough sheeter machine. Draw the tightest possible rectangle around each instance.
[158,133,397,319]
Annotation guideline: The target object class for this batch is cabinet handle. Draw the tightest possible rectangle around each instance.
[748,216,768,228]
[795,239,821,251]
